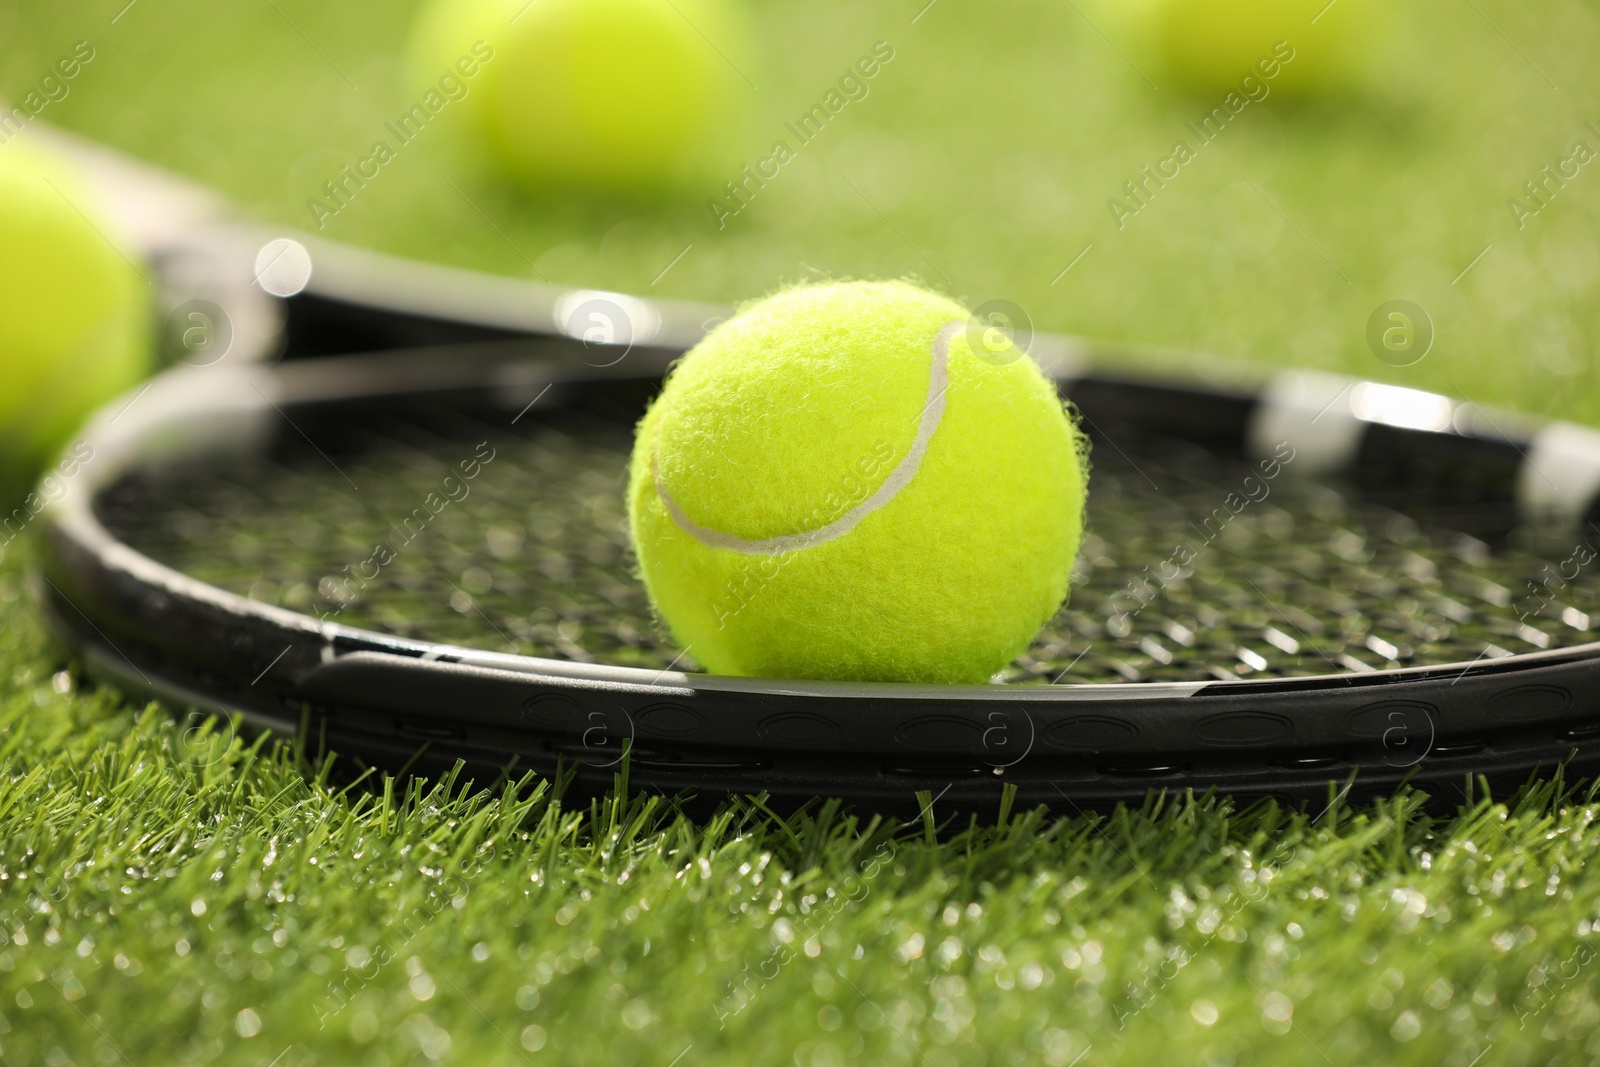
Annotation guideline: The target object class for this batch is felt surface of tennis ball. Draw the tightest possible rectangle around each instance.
[0,140,148,495]
[409,0,745,191]
[627,281,1088,684]
[1117,0,1379,96]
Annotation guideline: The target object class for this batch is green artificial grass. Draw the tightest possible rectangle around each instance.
[6,541,1600,1065]
[6,0,1600,1062]
[3,0,1600,422]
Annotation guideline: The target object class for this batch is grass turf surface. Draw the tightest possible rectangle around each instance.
[7,542,1600,1066]
[3,0,1600,419]
[6,0,1600,1063]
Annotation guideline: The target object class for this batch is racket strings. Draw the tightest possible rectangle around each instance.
[96,412,1600,684]
[1017,448,1594,684]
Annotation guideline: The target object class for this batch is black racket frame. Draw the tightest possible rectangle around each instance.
[34,243,1600,816]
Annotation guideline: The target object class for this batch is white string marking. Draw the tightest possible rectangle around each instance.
[653,320,963,556]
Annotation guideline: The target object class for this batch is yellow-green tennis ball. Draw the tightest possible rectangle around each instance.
[627,281,1089,684]
[0,140,148,494]
[409,0,746,192]
[1122,0,1380,96]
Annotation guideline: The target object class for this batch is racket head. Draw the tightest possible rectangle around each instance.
[32,239,1600,815]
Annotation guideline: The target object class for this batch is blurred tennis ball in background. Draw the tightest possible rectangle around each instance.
[0,139,148,502]
[628,281,1088,684]
[409,0,749,192]
[1111,0,1381,96]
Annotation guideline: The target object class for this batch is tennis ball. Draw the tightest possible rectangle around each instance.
[408,0,747,192]
[1114,0,1380,96]
[0,139,148,500]
[627,281,1089,684]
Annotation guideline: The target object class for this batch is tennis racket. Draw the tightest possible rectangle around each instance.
[31,124,1600,816]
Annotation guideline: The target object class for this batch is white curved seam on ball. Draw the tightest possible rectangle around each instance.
[654,319,963,556]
